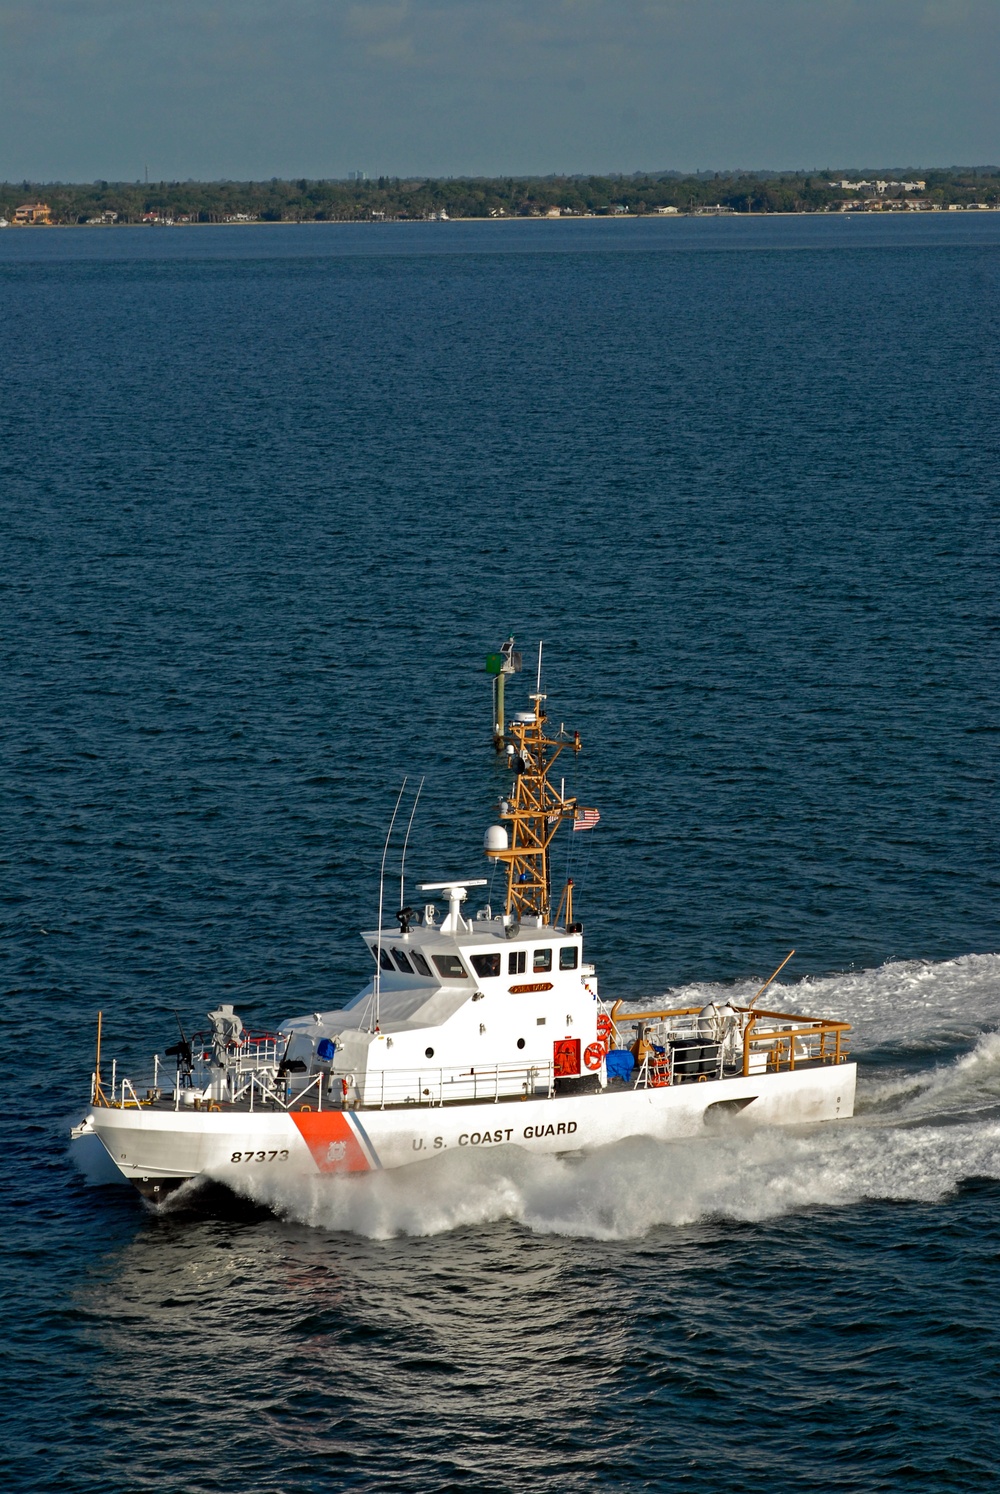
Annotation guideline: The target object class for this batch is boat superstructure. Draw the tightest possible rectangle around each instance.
[72,665,856,1204]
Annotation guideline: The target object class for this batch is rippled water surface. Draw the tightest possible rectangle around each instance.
[1,216,998,1492]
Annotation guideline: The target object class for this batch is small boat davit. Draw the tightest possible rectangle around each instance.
[72,652,856,1203]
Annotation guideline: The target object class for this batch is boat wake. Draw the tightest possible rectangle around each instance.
[630,949,1000,1057]
[214,952,1000,1241]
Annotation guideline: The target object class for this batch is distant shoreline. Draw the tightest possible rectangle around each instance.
[5,206,999,230]
[4,169,997,227]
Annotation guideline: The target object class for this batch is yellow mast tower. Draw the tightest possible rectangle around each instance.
[484,661,593,927]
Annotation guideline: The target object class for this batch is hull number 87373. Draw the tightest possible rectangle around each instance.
[230,1149,290,1163]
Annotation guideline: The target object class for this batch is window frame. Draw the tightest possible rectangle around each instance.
[431,952,469,980]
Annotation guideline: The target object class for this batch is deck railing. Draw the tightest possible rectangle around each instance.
[93,1058,556,1113]
[352,1061,555,1109]
[222,1061,554,1112]
[740,1010,849,1075]
[609,1001,850,1084]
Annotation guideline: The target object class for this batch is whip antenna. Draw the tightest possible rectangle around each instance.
[373,778,407,1032]
[399,776,425,910]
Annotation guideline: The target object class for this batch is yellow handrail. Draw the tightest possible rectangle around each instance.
[606,999,850,1080]
[742,1016,848,1075]
[609,1000,849,1033]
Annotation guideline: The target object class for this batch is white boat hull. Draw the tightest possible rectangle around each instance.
[80,1060,856,1201]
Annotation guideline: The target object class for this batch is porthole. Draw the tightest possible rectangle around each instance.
[425,1047,435,1059]
[516,1038,526,1050]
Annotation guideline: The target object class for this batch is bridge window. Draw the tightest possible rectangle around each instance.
[533,948,552,973]
[432,953,468,979]
[391,948,414,974]
[559,947,579,970]
[371,945,395,971]
[508,950,526,975]
[410,949,432,978]
[471,952,501,977]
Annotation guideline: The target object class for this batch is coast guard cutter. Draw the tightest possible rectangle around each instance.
[72,662,856,1203]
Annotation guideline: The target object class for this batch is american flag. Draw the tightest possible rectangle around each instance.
[573,807,601,832]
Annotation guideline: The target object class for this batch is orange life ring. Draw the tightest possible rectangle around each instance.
[583,1042,605,1071]
[596,1013,613,1040]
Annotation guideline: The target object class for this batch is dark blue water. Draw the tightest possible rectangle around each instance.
[1,216,998,1493]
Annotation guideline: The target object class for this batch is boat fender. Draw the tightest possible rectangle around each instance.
[698,1002,721,1039]
[583,1042,605,1071]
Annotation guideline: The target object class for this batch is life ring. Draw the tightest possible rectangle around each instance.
[583,1042,605,1071]
[596,1013,613,1041]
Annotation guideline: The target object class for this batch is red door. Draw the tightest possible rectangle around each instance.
[553,1038,581,1077]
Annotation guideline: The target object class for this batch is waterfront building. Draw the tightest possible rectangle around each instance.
[13,201,52,224]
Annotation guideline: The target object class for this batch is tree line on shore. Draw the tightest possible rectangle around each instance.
[3,168,998,224]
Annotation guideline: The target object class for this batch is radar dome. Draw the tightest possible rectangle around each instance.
[484,824,509,853]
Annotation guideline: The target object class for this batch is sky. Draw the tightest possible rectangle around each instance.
[0,0,996,181]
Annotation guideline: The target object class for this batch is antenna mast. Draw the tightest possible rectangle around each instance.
[485,686,587,924]
[486,635,522,750]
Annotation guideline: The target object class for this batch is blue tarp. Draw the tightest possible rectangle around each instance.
[605,1048,635,1081]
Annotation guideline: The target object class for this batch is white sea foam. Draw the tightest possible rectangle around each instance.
[227,1103,1000,1242]
[627,949,1000,1053]
[221,952,1000,1240]
[861,1029,1000,1118]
